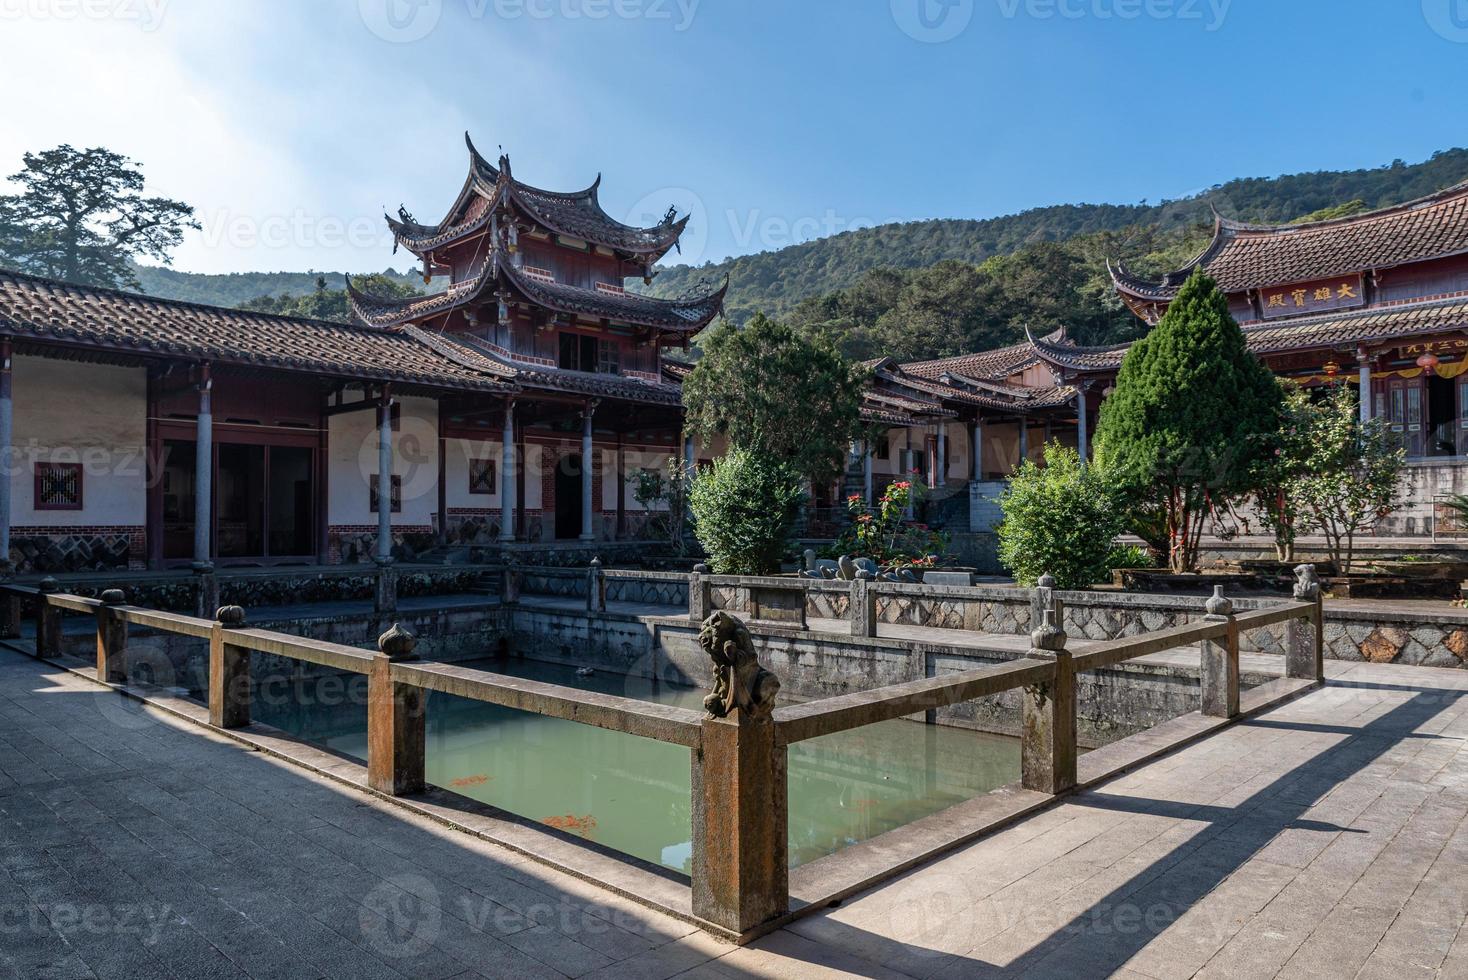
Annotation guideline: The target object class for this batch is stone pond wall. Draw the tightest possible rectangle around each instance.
[499,603,1274,748]
[507,569,1468,670]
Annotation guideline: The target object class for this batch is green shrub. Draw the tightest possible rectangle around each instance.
[688,449,806,575]
[1105,544,1155,573]
[997,442,1127,589]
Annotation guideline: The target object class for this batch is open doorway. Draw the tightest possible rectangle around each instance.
[555,453,583,540]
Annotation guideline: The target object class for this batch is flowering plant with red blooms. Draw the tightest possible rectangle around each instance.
[833,478,950,566]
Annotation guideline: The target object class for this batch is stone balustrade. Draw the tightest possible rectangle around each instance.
[2,574,1325,942]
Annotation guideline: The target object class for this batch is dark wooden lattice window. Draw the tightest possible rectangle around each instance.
[468,458,496,495]
[597,340,621,375]
[35,463,83,511]
[369,474,402,514]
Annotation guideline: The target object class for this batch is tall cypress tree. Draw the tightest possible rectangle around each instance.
[1095,268,1280,572]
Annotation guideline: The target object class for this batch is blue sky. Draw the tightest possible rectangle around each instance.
[2,0,1466,275]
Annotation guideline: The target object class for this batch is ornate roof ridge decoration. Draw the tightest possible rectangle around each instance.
[389,133,690,261]
[1110,177,1468,306]
[348,246,726,332]
[0,268,518,394]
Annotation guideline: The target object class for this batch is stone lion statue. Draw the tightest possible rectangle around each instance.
[1293,563,1321,601]
[697,611,781,720]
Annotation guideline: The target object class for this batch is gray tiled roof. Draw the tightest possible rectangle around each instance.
[0,269,516,393]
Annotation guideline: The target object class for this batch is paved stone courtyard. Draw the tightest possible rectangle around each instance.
[1,649,1466,978]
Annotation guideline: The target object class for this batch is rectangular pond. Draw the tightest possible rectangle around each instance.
[244,658,1021,874]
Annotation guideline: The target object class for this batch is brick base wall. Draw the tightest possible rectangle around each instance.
[9,526,146,573]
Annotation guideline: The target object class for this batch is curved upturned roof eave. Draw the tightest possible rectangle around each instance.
[1110,177,1468,305]
[389,133,689,262]
[1024,325,1129,374]
[347,255,728,333]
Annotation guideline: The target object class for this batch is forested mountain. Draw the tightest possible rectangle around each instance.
[131,264,421,307]
[122,149,1468,360]
[647,149,1468,326]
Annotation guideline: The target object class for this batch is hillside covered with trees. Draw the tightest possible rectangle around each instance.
[646,149,1468,327]
[99,147,1468,353]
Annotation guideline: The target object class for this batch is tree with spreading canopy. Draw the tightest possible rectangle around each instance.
[0,145,198,290]
[1095,268,1281,573]
[681,313,867,485]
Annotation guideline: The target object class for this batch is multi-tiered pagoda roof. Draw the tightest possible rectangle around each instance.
[348,134,725,340]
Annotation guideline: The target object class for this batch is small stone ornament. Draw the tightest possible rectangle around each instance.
[697,611,781,721]
[1205,585,1234,619]
[1030,608,1068,654]
[100,589,126,606]
[215,605,247,627]
[377,622,418,660]
[1292,564,1321,601]
[37,576,59,594]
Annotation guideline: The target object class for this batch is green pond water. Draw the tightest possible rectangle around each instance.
[248,658,1020,874]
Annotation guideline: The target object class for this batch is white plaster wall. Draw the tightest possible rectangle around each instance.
[11,357,146,526]
[941,421,971,482]
[328,394,440,526]
[603,448,684,512]
[444,433,503,510]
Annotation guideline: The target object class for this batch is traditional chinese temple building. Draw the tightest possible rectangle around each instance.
[873,178,1468,538]
[0,136,725,573]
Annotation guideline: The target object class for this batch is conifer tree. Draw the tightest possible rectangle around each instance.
[1096,268,1280,572]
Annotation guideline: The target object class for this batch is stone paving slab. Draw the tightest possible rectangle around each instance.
[1,650,1466,978]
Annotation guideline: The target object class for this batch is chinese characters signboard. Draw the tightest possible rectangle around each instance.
[1402,338,1468,357]
[1259,274,1367,320]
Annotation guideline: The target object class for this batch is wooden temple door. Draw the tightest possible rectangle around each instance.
[1386,376,1425,457]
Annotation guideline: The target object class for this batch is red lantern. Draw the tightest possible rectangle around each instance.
[1417,351,1441,372]
[1322,359,1341,377]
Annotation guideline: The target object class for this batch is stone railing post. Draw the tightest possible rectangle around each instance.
[1199,586,1239,719]
[375,563,398,618]
[500,551,521,604]
[691,706,788,939]
[193,566,219,622]
[1286,564,1325,682]
[208,605,251,729]
[34,577,61,659]
[689,563,712,623]
[95,589,128,685]
[849,575,877,638]
[1029,572,1065,632]
[586,557,606,614]
[1021,608,1076,795]
[368,623,425,796]
[1,587,20,640]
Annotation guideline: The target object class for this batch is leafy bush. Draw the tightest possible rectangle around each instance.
[630,457,689,554]
[832,479,950,566]
[688,449,806,575]
[1105,544,1155,573]
[997,443,1127,590]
